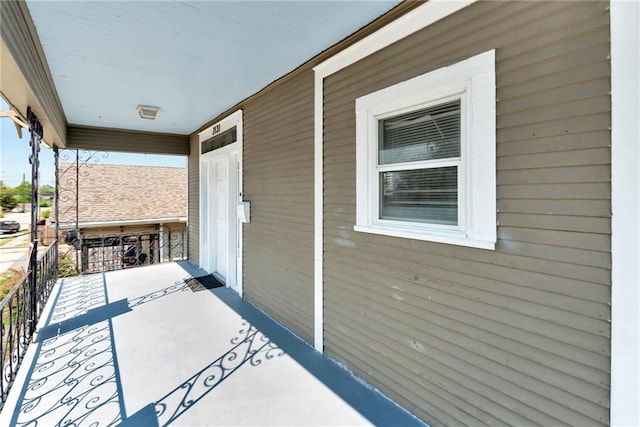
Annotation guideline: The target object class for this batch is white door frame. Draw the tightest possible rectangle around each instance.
[198,110,244,296]
[610,1,640,424]
[202,146,237,286]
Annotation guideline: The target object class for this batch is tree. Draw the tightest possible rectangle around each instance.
[39,184,55,207]
[0,183,18,211]
[39,184,55,195]
[13,182,31,204]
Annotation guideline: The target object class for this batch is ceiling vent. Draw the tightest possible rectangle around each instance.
[137,105,160,120]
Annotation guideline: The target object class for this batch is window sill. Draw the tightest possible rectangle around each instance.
[353,224,495,250]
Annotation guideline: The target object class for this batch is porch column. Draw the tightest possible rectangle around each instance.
[27,107,42,333]
[53,145,60,281]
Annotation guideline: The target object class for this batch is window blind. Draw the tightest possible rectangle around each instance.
[380,167,458,225]
[378,100,460,165]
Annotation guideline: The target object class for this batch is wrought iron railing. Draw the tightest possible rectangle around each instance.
[0,240,59,410]
[63,225,188,274]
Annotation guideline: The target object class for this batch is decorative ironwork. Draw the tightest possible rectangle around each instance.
[27,107,42,332]
[56,149,78,235]
[57,149,110,273]
[80,225,187,274]
[58,150,110,224]
[53,145,60,279]
[35,240,58,322]
[55,149,188,275]
[0,272,30,412]
[0,107,60,410]
[1,242,59,410]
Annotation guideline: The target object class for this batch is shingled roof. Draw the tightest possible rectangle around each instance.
[57,163,187,226]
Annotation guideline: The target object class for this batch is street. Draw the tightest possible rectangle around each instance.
[0,211,32,273]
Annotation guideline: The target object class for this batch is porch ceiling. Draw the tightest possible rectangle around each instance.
[23,1,401,136]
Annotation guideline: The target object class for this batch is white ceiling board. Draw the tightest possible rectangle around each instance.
[26,1,401,134]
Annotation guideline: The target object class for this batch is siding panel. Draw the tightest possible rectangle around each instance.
[498,182,611,200]
[326,268,609,379]
[322,1,610,425]
[243,71,315,343]
[187,134,199,264]
[67,125,189,155]
[497,130,610,156]
[325,284,607,425]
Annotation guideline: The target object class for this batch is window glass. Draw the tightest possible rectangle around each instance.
[202,127,237,154]
[380,167,458,225]
[378,100,460,165]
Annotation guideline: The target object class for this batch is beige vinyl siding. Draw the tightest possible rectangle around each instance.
[67,125,189,155]
[187,133,199,265]
[242,71,315,343]
[322,1,610,426]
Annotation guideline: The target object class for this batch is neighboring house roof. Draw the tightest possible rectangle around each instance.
[57,163,186,226]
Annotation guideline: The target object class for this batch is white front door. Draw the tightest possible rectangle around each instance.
[214,156,229,281]
[200,147,240,294]
[199,110,244,296]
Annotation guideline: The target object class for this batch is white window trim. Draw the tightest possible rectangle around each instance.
[368,94,467,234]
[354,49,496,250]
[198,109,243,147]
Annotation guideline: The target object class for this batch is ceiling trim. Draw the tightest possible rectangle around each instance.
[191,0,421,137]
[0,0,66,147]
[67,125,189,155]
[314,0,478,77]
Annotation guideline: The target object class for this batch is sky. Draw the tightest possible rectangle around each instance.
[0,99,186,188]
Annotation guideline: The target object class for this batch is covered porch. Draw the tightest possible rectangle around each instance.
[0,261,422,426]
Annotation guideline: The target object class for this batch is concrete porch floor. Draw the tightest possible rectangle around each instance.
[0,262,425,426]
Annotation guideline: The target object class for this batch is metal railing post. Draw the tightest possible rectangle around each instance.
[53,145,60,283]
[27,107,42,335]
[74,150,80,273]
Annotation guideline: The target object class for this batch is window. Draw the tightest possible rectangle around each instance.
[354,50,496,249]
[378,100,461,226]
[201,126,237,154]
